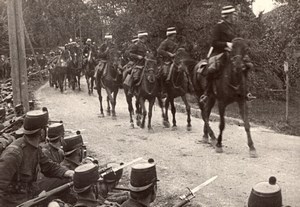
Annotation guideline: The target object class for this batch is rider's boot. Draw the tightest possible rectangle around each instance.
[200,74,213,104]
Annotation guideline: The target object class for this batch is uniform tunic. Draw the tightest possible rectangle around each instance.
[0,136,68,206]
[211,20,237,55]
[129,40,150,83]
[42,142,64,163]
[157,38,178,62]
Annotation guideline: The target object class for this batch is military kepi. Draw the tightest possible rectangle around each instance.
[23,110,49,135]
[73,163,99,193]
[63,133,83,155]
[221,5,236,17]
[129,158,158,192]
[166,27,176,36]
[47,123,65,141]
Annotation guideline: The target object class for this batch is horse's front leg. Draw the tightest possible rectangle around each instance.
[136,98,141,127]
[97,86,104,117]
[170,98,177,130]
[164,97,170,128]
[139,97,147,129]
[111,89,119,118]
[216,101,226,153]
[181,95,192,131]
[106,95,111,116]
[238,101,257,158]
[148,98,155,132]
[126,91,134,128]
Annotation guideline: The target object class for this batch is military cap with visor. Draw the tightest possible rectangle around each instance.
[73,163,99,193]
[129,158,158,192]
[23,109,49,135]
[63,132,83,155]
[47,123,65,141]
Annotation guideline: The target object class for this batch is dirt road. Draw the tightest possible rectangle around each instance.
[35,82,300,207]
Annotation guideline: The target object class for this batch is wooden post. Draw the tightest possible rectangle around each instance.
[7,0,29,112]
[283,61,289,123]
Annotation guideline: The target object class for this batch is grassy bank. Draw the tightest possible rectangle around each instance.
[179,89,300,136]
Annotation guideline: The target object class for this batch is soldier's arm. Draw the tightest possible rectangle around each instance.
[129,44,141,61]
[211,23,227,51]
[39,147,68,178]
[0,147,22,204]
[157,41,170,57]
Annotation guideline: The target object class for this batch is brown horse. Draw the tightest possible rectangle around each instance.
[184,38,257,157]
[163,48,192,131]
[68,50,83,91]
[54,49,71,93]
[95,48,122,118]
[123,54,165,131]
[83,51,96,95]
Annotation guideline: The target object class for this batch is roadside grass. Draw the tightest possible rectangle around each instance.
[178,89,300,136]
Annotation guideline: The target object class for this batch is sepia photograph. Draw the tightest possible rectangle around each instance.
[0,0,299,206]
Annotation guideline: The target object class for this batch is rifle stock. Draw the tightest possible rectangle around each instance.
[173,199,190,207]
[16,181,73,207]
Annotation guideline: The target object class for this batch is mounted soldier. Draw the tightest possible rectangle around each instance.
[83,38,97,66]
[127,31,151,95]
[122,35,139,82]
[200,5,255,103]
[0,110,74,207]
[94,33,115,80]
[157,27,178,96]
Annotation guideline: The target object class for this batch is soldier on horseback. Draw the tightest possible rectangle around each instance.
[83,38,97,67]
[123,35,139,83]
[157,27,178,97]
[127,31,151,95]
[94,33,114,80]
[200,5,255,103]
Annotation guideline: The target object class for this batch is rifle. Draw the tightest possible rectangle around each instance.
[0,115,25,135]
[16,157,143,207]
[173,176,218,207]
[16,182,73,207]
[48,120,63,124]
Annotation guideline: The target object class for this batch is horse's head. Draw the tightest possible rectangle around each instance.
[144,54,157,83]
[230,38,248,72]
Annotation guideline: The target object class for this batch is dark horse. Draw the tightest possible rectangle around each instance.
[68,50,83,90]
[163,48,193,131]
[183,38,257,157]
[54,49,71,93]
[83,51,96,95]
[95,48,122,117]
[123,53,165,131]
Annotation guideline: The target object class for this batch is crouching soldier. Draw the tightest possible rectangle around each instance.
[0,109,74,207]
[61,132,86,170]
[43,123,65,163]
[121,159,158,207]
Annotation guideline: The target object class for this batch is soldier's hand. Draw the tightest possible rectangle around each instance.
[63,170,75,179]
[137,55,143,60]
[226,42,233,51]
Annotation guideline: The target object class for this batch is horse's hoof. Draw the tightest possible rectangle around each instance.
[148,128,154,133]
[186,125,192,131]
[171,126,177,131]
[215,146,223,153]
[202,136,209,144]
[130,123,134,128]
[163,121,170,128]
[140,124,145,129]
[210,139,217,147]
[250,149,257,158]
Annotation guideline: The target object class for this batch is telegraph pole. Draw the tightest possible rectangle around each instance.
[7,0,29,112]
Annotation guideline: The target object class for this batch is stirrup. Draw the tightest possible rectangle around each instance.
[199,94,208,104]
[246,93,256,101]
